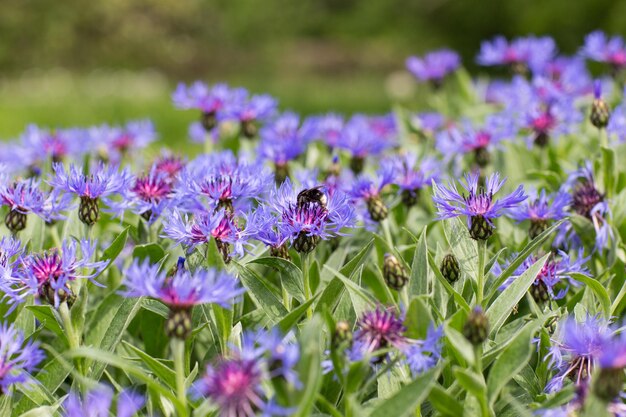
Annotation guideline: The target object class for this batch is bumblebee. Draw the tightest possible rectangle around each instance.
[297,186,327,209]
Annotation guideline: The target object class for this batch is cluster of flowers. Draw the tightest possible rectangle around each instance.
[1,30,626,416]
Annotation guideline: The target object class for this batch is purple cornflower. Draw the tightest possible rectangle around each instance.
[259,112,315,182]
[354,306,408,355]
[509,189,570,239]
[111,166,173,223]
[348,163,395,226]
[269,178,356,253]
[308,113,344,149]
[581,31,626,72]
[477,35,557,74]
[436,117,513,168]
[9,239,106,308]
[40,188,75,224]
[403,325,444,376]
[123,258,242,309]
[153,153,186,182]
[232,94,278,139]
[384,153,440,208]
[175,151,272,214]
[544,316,626,394]
[0,322,45,395]
[406,49,461,87]
[19,125,86,167]
[0,238,23,303]
[0,177,45,233]
[91,120,157,163]
[62,386,144,417]
[539,56,592,98]
[410,112,446,137]
[162,208,259,262]
[172,82,243,129]
[563,162,612,250]
[496,249,589,302]
[48,162,131,226]
[433,172,527,240]
[337,115,396,174]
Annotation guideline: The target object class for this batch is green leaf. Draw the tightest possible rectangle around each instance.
[454,367,486,397]
[444,325,475,366]
[315,240,373,313]
[84,292,143,379]
[249,256,304,302]
[430,385,465,417]
[487,320,538,404]
[123,341,176,390]
[322,265,377,313]
[235,262,288,323]
[25,305,64,339]
[293,316,323,417]
[277,294,319,333]
[368,366,440,417]
[487,220,564,300]
[409,227,429,297]
[132,243,166,263]
[602,146,616,198]
[570,272,611,318]
[486,254,549,337]
[101,226,130,262]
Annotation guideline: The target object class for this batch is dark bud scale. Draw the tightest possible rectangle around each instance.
[401,188,420,208]
[469,215,494,241]
[594,367,624,402]
[474,147,491,168]
[529,219,549,240]
[5,210,27,234]
[40,282,75,308]
[240,119,258,139]
[367,196,389,222]
[333,320,353,349]
[383,253,409,291]
[274,163,290,185]
[293,231,320,254]
[529,280,550,305]
[79,196,100,226]
[534,131,550,147]
[217,199,235,215]
[572,180,604,219]
[166,308,192,340]
[463,307,489,345]
[349,156,365,175]
[329,236,341,252]
[441,253,461,284]
[590,98,611,129]
[201,111,217,131]
[216,239,232,264]
[141,210,153,222]
[270,244,291,260]
[511,62,529,77]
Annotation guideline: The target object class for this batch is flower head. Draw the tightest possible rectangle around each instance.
[308,113,344,148]
[348,163,395,225]
[433,172,526,240]
[406,49,460,85]
[477,35,557,74]
[110,165,173,222]
[581,31,626,69]
[509,189,570,238]
[49,162,130,200]
[91,120,156,162]
[19,125,86,167]
[337,115,396,172]
[385,153,440,207]
[258,112,315,168]
[62,385,144,417]
[0,322,45,394]
[354,306,407,354]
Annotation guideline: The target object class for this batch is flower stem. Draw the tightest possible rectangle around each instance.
[302,252,312,318]
[474,345,491,417]
[476,240,487,306]
[59,301,85,382]
[382,219,394,248]
[172,338,189,415]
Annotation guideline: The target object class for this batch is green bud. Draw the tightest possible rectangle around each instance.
[463,307,489,346]
[441,253,461,283]
[383,253,409,291]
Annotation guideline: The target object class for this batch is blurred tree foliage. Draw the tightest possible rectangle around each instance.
[2,0,624,78]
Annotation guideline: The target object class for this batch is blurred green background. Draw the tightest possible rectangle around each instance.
[1,0,624,141]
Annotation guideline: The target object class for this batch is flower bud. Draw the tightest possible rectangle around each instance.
[469,215,494,241]
[383,253,409,291]
[529,280,550,305]
[594,367,624,402]
[367,196,389,222]
[349,156,365,174]
[5,210,27,234]
[293,232,320,254]
[463,306,489,345]
[166,308,192,340]
[274,163,290,185]
[270,244,291,260]
[529,219,549,240]
[241,120,258,139]
[201,111,217,131]
[401,188,420,208]
[591,99,610,129]
[333,320,353,349]
[78,196,100,226]
[440,253,461,283]
[474,147,490,168]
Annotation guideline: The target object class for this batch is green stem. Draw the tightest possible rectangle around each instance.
[59,302,85,382]
[382,219,393,248]
[474,345,490,417]
[599,127,609,149]
[282,285,290,310]
[50,224,62,249]
[302,252,312,318]
[476,240,487,306]
[172,338,189,416]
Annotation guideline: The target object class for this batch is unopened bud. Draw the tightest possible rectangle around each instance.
[383,254,409,291]
[463,306,489,345]
[78,196,100,226]
[367,197,389,222]
[441,254,461,283]
[5,210,27,234]
[333,321,353,348]
[166,308,192,340]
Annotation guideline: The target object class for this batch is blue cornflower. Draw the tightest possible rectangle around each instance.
[308,113,344,149]
[348,163,395,226]
[19,124,86,167]
[581,31,626,71]
[0,177,45,233]
[90,119,157,163]
[539,56,592,98]
[242,329,301,388]
[0,237,23,302]
[174,151,272,214]
[496,249,589,302]
[509,189,570,239]
[337,114,397,174]
[48,162,131,226]
[40,188,75,224]
[7,239,107,308]
[403,325,443,376]
[247,205,291,259]
[410,112,446,137]
[355,306,408,354]
[258,112,316,182]
[384,153,440,208]
[433,172,527,240]
[172,82,242,126]
[406,49,461,87]
[62,385,144,417]
[562,161,612,250]
[232,93,278,139]
[0,322,45,395]
[477,35,557,74]
[269,178,356,253]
